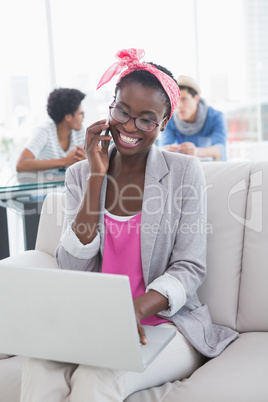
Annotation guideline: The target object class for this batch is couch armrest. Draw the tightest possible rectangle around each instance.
[0,250,58,269]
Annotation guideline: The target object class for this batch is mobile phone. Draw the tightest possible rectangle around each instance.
[101,118,110,147]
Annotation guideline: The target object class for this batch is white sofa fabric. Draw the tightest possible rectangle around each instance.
[0,161,268,402]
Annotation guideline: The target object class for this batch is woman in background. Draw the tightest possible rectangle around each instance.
[16,88,86,172]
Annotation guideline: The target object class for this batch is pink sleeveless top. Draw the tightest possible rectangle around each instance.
[102,211,168,326]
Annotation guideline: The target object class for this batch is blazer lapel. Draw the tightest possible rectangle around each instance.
[98,146,115,256]
[141,146,169,286]
[99,176,107,256]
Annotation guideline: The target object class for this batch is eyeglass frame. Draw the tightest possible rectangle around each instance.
[108,104,166,132]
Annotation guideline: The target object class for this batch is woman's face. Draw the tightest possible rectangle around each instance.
[67,104,84,130]
[177,89,199,122]
[109,82,168,157]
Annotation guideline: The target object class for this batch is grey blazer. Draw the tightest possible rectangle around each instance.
[56,144,238,357]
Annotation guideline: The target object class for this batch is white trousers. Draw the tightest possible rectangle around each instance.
[20,323,203,402]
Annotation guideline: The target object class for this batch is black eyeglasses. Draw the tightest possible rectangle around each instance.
[109,105,165,132]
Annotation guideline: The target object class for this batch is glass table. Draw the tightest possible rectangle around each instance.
[0,165,65,199]
[0,165,65,259]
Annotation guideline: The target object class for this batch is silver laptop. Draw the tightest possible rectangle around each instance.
[0,265,176,372]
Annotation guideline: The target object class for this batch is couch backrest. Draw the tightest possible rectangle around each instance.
[236,161,268,332]
[36,162,268,333]
[197,161,252,330]
[35,191,65,257]
[198,161,268,333]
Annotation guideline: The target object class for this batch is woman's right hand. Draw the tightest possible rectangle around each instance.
[165,144,181,153]
[64,146,86,166]
[85,120,112,175]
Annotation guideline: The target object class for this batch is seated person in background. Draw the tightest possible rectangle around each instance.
[16,88,87,172]
[159,75,227,161]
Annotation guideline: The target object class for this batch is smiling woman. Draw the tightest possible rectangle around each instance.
[19,48,239,402]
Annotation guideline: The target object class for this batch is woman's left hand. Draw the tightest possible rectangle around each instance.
[134,309,147,345]
[177,142,198,156]
[133,290,169,345]
[75,145,87,160]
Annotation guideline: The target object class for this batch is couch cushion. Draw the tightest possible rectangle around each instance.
[238,161,268,331]
[0,250,58,269]
[127,333,268,402]
[0,356,25,402]
[198,162,252,330]
[126,381,180,402]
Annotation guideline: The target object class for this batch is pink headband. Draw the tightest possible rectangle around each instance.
[96,49,180,120]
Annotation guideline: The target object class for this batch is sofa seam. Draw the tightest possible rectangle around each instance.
[235,162,253,331]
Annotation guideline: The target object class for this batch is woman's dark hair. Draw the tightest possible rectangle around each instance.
[115,63,178,119]
[179,85,198,97]
[47,88,86,123]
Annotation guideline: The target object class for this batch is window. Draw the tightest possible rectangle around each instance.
[1,0,268,164]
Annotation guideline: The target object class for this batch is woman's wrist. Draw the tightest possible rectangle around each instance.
[134,290,169,320]
[60,157,67,167]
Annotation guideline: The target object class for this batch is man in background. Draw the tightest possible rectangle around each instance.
[159,76,227,161]
[16,88,86,172]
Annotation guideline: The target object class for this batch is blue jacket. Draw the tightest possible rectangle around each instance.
[159,107,227,161]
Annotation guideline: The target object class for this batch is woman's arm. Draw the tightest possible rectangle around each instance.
[209,111,227,161]
[71,174,105,245]
[196,145,221,160]
[71,120,111,244]
[55,167,103,272]
[55,120,111,270]
[143,157,207,320]
[177,142,222,160]
[16,147,86,172]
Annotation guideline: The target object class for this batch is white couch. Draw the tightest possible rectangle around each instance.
[1,161,268,402]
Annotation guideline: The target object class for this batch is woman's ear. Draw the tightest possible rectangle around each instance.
[64,114,73,123]
[160,117,169,131]
[194,94,200,104]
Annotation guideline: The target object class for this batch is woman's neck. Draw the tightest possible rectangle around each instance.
[56,121,72,152]
[56,121,72,140]
[110,149,148,176]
